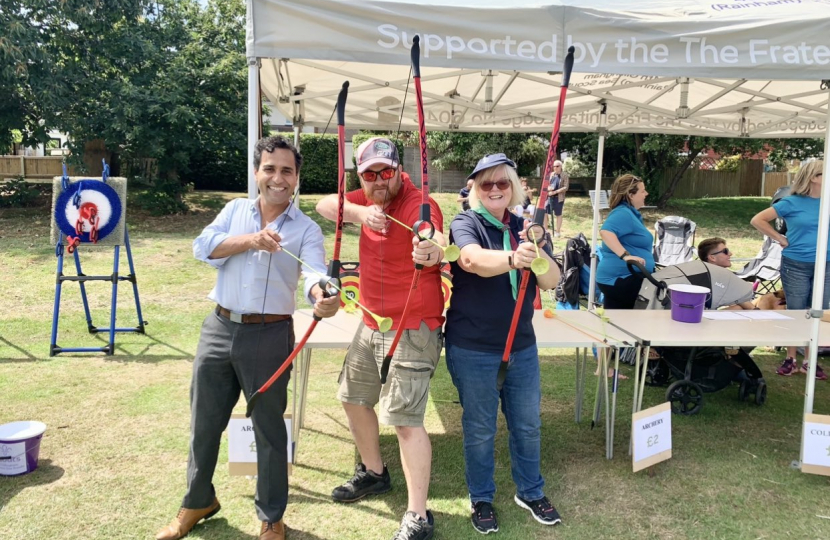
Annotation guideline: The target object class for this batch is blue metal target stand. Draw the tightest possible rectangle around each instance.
[49,162,147,356]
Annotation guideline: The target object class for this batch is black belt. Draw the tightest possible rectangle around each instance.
[216,305,291,324]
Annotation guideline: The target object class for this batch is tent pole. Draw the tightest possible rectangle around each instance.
[247,57,261,199]
[799,85,830,466]
[587,103,607,309]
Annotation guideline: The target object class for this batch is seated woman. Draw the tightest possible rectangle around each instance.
[597,174,655,309]
[445,153,561,534]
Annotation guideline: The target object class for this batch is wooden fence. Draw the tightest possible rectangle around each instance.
[762,172,791,197]
[657,159,765,199]
[0,156,81,181]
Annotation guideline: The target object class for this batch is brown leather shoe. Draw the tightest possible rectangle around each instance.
[155,498,221,540]
[260,520,285,540]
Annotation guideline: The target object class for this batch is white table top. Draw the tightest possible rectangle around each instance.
[293,308,636,350]
[293,310,359,348]
[602,309,812,348]
[819,321,830,347]
[534,310,636,349]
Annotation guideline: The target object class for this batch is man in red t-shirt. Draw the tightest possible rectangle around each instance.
[316,137,445,540]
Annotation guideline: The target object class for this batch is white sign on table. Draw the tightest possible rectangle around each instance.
[228,413,293,476]
[632,402,672,473]
[801,413,830,476]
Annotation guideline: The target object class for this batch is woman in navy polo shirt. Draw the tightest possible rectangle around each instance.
[751,159,828,379]
[445,154,561,535]
[597,174,655,309]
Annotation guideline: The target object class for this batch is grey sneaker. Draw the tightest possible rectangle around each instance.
[391,510,434,540]
[331,463,391,503]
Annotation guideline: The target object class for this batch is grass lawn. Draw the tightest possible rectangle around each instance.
[2,191,830,540]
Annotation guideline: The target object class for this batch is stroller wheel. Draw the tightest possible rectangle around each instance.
[666,380,704,415]
[738,379,751,401]
[755,381,767,406]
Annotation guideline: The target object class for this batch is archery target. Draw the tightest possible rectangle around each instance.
[339,263,361,308]
[440,262,453,310]
[51,176,127,246]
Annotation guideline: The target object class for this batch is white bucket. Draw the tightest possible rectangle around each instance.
[0,421,47,476]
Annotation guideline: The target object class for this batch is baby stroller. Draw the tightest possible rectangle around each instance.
[632,260,767,415]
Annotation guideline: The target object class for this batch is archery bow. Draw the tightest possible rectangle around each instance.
[379,35,433,385]
[497,46,575,391]
[246,81,350,417]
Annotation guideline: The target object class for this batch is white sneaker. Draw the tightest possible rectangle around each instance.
[554,231,561,237]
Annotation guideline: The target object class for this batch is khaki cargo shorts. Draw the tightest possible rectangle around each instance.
[337,321,443,427]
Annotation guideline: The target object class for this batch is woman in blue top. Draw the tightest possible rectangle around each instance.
[597,174,655,309]
[751,160,828,380]
[446,153,561,534]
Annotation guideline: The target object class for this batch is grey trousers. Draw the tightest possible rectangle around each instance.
[183,311,293,523]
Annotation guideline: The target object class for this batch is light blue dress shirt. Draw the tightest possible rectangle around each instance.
[193,197,327,315]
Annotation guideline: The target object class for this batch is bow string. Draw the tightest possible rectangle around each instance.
[379,36,433,384]
[497,46,576,391]
[246,81,350,417]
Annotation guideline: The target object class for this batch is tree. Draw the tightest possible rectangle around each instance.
[0,0,253,191]
[427,132,575,177]
[1,1,150,153]
[652,136,824,208]
[562,131,825,208]
[39,0,250,187]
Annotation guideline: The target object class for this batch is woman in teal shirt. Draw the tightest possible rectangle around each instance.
[597,174,655,309]
[751,160,828,379]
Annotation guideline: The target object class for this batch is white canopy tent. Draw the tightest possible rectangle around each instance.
[246,0,830,466]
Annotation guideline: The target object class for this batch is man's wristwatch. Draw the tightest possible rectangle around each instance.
[619,250,630,260]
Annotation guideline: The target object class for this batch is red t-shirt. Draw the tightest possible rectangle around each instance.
[346,173,445,331]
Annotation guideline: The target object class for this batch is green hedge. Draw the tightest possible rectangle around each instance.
[298,133,339,193]
[299,132,406,194]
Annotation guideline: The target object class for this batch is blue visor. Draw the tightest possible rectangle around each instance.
[467,153,517,180]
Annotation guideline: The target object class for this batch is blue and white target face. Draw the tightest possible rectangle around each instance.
[54,181,123,243]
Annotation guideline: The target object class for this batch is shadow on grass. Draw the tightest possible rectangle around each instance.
[286,428,495,537]
[194,517,258,539]
[0,459,64,511]
[109,333,193,363]
[284,526,328,540]
[0,336,39,362]
[297,426,353,445]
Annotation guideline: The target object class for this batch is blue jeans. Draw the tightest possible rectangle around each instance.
[780,256,830,311]
[445,342,545,503]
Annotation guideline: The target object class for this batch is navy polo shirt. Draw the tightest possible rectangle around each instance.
[446,210,552,353]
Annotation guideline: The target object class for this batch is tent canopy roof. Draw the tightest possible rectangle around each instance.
[249,0,830,137]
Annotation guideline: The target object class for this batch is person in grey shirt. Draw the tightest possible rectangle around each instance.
[155,136,339,540]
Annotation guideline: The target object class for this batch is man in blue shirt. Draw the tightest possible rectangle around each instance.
[156,136,339,540]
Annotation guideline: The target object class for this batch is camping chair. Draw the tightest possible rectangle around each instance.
[735,235,783,297]
[588,189,610,212]
[653,216,697,267]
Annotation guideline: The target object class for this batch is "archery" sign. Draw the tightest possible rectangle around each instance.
[632,402,672,473]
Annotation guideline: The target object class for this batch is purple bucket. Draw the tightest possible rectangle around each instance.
[668,284,710,324]
[0,421,46,476]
